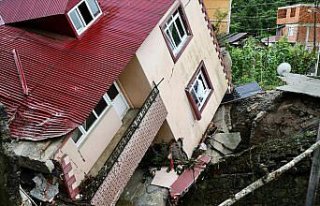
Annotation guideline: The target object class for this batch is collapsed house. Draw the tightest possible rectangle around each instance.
[0,0,230,205]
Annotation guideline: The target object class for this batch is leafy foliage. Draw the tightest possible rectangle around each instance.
[228,38,317,89]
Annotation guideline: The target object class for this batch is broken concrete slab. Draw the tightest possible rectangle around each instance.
[30,174,59,203]
[4,138,63,174]
[205,149,223,164]
[207,133,241,154]
[212,105,232,133]
[277,73,320,98]
[151,168,179,189]
[118,169,169,206]
[215,133,241,150]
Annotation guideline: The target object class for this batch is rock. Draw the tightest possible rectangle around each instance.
[254,111,267,122]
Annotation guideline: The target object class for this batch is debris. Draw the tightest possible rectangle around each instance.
[199,143,207,151]
[30,174,59,203]
[151,168,179,189]
[205,132,242,162]
[222,82,263,104]
[171,138,188,162]
[170,155,211,204]
[277,73,320,98]
[218,125,320,206]
[19,186,36,206]
[254,111,267,122]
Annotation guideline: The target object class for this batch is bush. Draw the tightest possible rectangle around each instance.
[227,38,317,89]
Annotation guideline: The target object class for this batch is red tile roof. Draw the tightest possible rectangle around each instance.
[0,0,173,141]
[0,0,71,24]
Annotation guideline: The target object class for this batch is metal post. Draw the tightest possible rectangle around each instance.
[316,47,320,76]
[314,0,318,51]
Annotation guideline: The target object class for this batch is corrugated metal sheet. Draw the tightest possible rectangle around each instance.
[0,0,174,140]
[0,0,69,24]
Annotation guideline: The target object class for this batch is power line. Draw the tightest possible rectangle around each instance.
[231,0,314,9]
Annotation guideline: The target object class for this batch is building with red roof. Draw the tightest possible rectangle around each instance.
[0,0,230,205]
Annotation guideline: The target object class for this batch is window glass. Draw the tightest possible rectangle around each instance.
[94,98,108,116]
[107,84,119,100]
[83,112,97,131]
[70,10,84,30]
[176,18,186,38]
[169,24,181,47]
[72,127,83,143]
[187,65,213,111]
[72,82,127,145]
[87,0,100,17]
[79,2,93,24]
[162,7,190,56]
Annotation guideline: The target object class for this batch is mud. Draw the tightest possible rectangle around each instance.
[180,91,320,206]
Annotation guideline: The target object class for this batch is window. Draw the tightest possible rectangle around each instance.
[278,9,287,19]
[287,26,295,36]
[290,8,296,17]
[71,82,128,146]
[72,94,110,145]
[161,6,192,59]
[68,0,102,35]
[185,61,213,120]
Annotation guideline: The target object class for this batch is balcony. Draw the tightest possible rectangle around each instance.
[84,86,168,205]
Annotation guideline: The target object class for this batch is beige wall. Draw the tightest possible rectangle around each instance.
[118,56,152,108]
[136,0,228,156]
[153,120,175,144]
[204,0,231,34]
[56,107,122,186]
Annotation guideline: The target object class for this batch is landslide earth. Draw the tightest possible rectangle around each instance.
[180,91,320,206]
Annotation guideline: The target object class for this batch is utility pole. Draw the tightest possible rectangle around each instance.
[313,0,318,51]
[313,0,319,75]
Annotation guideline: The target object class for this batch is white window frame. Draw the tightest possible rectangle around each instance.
[190,70,212,110]
[163,8,189,55]
[68,0,102,35]
[287,26,295,37]
[72,82,126,147]
[73,93,111,147]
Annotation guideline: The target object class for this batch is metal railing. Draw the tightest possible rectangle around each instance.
[83,84,161,197]
[103,85,160,173]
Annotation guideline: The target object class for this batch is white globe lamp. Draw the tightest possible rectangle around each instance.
[277,62,292,76]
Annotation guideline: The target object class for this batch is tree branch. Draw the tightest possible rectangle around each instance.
[218,130,320,206]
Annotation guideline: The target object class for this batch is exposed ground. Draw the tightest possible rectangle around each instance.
[180,91,320,206]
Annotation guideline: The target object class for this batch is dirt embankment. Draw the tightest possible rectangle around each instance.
[180,91,320,206]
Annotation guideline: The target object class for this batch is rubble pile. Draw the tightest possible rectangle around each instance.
[180,91,320,206]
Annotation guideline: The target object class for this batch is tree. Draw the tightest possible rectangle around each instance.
[227,38,317,89]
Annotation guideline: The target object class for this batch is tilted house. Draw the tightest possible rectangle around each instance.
[0,0,230,204]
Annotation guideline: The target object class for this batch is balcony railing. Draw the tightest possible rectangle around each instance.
[84,84,167,204]
[103,85,160,174]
